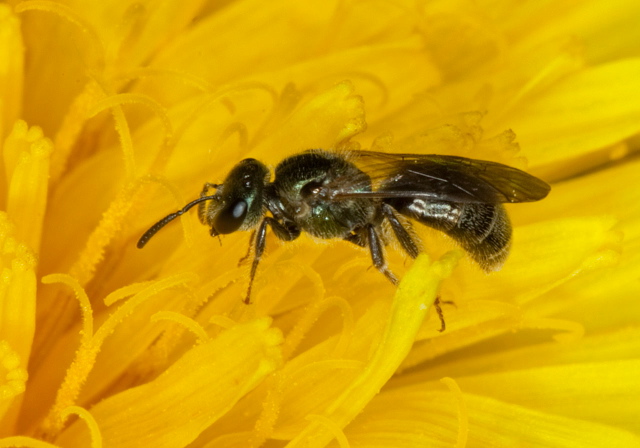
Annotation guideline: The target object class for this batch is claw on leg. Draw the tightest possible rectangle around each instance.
[434,297,456,332]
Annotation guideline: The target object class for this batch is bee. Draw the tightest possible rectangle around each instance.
[138,149,550,330]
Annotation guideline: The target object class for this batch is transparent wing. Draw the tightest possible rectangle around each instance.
[338,150,550,204]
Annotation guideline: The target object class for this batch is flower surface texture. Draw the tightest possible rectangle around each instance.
[0,0,639,447]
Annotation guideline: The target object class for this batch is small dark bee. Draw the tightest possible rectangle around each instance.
[138,149,550,330]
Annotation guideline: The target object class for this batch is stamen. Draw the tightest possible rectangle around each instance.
[440,377,469,448]
[42,274,94,340]
[171,82,279,159]
[281,296,354,360]
[40,274,95,435]
[68,181,142,286]
[93,273,198,346]
[87,93,174,161]
[40,273,197,436]
[306,414,351,448]
[103,280,155,306]
[218,122,249,153]
[60,406,103,448]
[51,81,103,183]
[0,340,28,401]
[151,311,210,343]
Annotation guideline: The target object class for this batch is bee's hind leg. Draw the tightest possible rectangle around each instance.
[382,204,420,259]
[383,204,450,332]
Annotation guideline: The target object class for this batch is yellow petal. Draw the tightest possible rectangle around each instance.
[514,156,640,227]
[502,0,640,64]
[0,340,29,424]
[398,326,640,383]
[69,1,207,69]
[387,331,640,441]
[0,213,35,423]
[338,388,640,447]
[276,253,457,445]
[8,0,640,445]
[145,0,351,101]
[0,213,36,368]
[251,36,441,123]
[463,216,620,305]
[17,2,90,135]
[0,5,23,144]
[403,214,621,368]
[255,81,366,161]
[509,59,640,175]
[56,317,282,447]
[3,121,53,251]
[456,359,640,432]
[513,157,640,331]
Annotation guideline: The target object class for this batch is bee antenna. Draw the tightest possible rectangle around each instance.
[137,194,219,249]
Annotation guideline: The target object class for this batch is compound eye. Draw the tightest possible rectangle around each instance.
[214,199,248,234]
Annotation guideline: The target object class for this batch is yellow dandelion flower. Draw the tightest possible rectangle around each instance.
[0,0,639,447]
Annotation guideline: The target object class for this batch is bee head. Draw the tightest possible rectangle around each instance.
[137,158,269,248]
[201,158,270,236]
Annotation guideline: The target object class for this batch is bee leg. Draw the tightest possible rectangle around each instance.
[268,219,300,243]
[434,298,447,332]
[343,231,367,247]
[366,224,399,285]
[202,182,221,192]
[238,230,256,266]
[245,221,266,304]
[245,218,300,304]
[384,204,449,332]
[382,204,420,259]
[433,298,456,332]
[198,182,221,226]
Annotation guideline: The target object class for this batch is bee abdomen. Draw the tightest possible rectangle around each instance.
[449,203,511,271]
[386,199,511,272]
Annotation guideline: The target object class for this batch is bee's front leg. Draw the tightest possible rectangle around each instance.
[244,218,300,304]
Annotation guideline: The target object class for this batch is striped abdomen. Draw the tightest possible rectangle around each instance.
[386,198,512,271]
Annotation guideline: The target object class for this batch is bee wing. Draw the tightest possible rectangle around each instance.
[339,150,550,204]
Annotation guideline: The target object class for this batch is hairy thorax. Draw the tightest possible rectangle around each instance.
[272,150,376,239]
